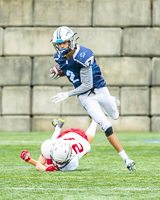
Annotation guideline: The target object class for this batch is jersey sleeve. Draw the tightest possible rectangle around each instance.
[74,46,95,68]
[68,65,93,97]
[83,53,95,67]
[41,139,52,159]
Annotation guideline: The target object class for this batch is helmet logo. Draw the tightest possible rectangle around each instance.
[66,28,72,36]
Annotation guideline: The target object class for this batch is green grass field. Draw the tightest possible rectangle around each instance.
[0,131,160,200]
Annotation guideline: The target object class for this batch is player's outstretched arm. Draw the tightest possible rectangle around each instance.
[20,150,55,171]
[28,158,37,166]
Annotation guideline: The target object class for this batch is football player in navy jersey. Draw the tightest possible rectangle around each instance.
[50,26,136,171]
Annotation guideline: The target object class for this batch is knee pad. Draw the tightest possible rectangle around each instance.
[105,127,113,137]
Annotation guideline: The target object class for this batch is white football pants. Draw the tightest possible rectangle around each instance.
[78,87,119,132]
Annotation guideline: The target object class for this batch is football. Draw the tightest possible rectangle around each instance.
[51,64,65,77]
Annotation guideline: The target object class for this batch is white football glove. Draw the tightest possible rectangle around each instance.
[52,92,69,104]
[50,67,60,80]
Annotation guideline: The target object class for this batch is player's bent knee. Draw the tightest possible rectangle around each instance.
[105,127,113,137]
[110,110,119,120]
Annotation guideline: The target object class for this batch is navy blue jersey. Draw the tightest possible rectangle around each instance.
[54,45,106,89]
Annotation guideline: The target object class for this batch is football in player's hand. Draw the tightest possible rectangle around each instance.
[51,64,65,77]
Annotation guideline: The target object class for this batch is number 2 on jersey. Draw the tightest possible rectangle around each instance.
[72,143,84,154]
[66,70,79,83]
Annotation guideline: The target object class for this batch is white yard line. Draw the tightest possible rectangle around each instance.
[1,176,160,180]
[0,141,43,144]
[1,188,160,191]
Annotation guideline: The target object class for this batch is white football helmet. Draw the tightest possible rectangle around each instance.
[51,26,77,56]
[50,139,72,165]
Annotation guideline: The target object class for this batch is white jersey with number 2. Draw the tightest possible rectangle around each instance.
[41,128,91,171]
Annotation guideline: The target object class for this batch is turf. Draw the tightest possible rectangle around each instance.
[0,131,160,200]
